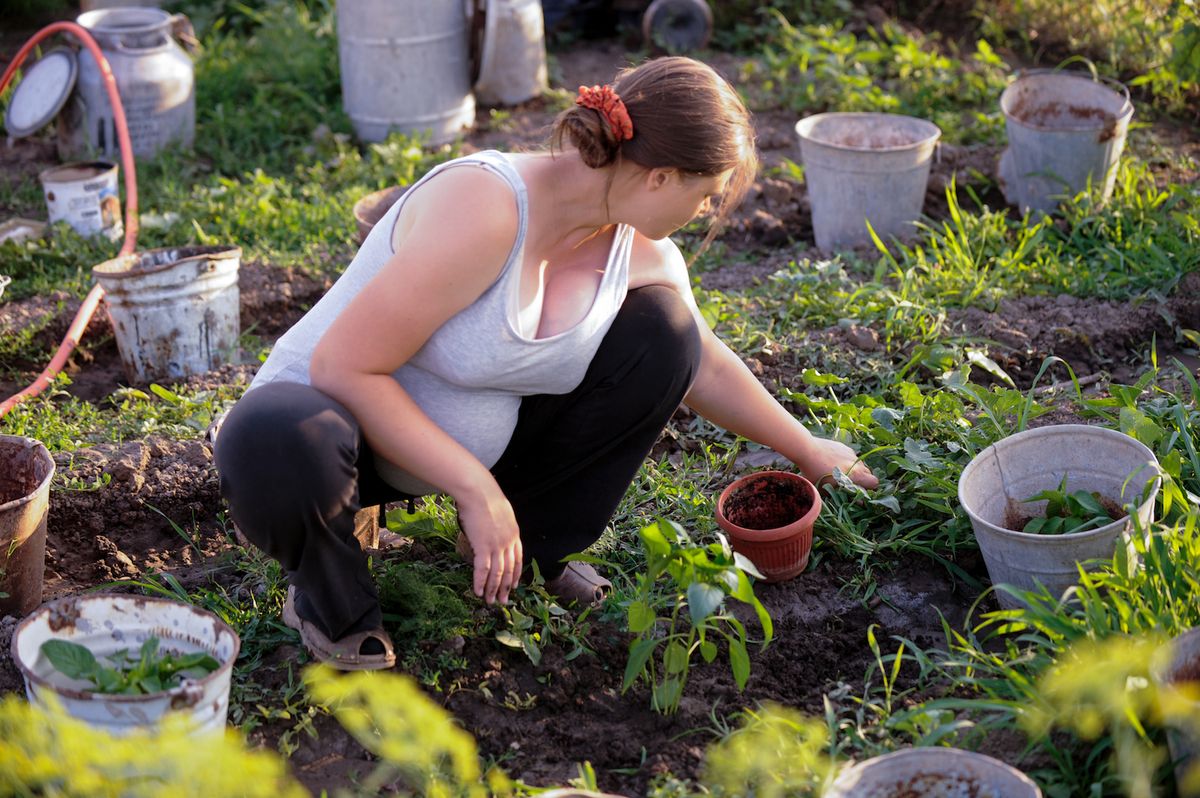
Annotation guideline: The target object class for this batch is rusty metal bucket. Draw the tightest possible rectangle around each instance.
[0,435,54,618]
[12,594,241,735]
[92,245,241,384]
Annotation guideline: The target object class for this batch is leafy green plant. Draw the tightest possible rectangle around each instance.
[622,520,774,714]
[1019,475,1122,534]
[495,564,594,666]
[40,637,220,695]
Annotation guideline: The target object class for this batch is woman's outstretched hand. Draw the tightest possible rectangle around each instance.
[797,436,879,490]
[457,487,524,605]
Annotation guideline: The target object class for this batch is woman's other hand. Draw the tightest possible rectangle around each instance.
[457,486,524,605]
[797,436,879,490]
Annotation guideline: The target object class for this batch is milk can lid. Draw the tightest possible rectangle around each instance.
[4,48,78,139]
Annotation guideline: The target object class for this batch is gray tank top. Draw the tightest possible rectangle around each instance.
[248,150,634,494]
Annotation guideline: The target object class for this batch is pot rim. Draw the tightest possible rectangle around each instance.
[716,470,822,542]
[0,435,55,513]
[12,592,241,703]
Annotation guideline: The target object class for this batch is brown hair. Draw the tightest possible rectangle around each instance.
[551,56,758,251]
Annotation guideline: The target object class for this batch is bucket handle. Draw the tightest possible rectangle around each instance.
[170,14,200,55]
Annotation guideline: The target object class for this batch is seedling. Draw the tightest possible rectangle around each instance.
[622,519,774,714]
[40,636,220,695]
[1021,475,1121,535]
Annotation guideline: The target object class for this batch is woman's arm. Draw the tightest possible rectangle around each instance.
[630,236,878,488]
[685,330,878,488]
[310,168,524,605]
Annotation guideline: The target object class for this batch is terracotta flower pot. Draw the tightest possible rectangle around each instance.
[715,470,821,583]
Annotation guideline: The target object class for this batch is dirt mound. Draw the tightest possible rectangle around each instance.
[45,435,228,595]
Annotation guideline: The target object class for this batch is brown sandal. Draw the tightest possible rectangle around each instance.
[545,562,612,607]
[282,586,396,671]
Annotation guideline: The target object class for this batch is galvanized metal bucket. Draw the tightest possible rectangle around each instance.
[11,594,240,735]
[337,0,475,144]
[92,245,241,384]
[826,748,1042,797]
[0,435,54,618]
[64,7,195,159]
[473,0,548,107]
[795,112,940,252]
[998,71,1133,215]
[958,424,1160,610]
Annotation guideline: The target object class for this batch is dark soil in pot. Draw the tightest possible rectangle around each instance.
[723,477,813,530]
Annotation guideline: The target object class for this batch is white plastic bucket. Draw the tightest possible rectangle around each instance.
[39,161,122,240]
[337,0,476,144]
[1153,627,1200,795]
[92,245,241,384]
[11,594,240,735]
[826,748,1042,797]
[958,424,1160,610]
[474,0,549,106]
[998,71,1133,215]
[795,112,940,252]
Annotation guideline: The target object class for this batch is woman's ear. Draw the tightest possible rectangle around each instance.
[645,167,679,191]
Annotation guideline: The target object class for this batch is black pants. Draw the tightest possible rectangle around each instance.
[215,286,701,640]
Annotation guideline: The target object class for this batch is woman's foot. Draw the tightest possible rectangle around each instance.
[282,586,396,671]
[545,562,612,607]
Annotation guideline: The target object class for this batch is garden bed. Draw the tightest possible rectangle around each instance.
[2,2,1199,795]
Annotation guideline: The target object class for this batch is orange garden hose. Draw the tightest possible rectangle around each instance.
[0,21,139,418]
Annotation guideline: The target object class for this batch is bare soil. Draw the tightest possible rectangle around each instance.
[1,25,1197,798]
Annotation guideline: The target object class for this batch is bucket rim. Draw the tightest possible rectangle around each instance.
[795,112,942,153]
[92,245,243,279]
[957,424,1161,542]
[830,746,1042,794]
[38,160,119,185]
[0,434,54,513]
[76,6,174,33]
[12,592,241,703]
[1000,69,1134,132]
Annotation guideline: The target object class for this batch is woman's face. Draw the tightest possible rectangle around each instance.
[634,168,734,240]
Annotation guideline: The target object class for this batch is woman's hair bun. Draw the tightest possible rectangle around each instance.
[554,105,621,169]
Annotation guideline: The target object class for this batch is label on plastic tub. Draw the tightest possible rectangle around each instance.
[39,161,123,241]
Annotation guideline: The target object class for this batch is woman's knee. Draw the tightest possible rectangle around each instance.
[604,285,701,390]
[215,382,359,519]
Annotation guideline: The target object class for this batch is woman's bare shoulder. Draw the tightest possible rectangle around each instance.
[391,162,520,255]
[628,230,687,290]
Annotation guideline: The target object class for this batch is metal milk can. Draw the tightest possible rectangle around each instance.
[59,7,195,160]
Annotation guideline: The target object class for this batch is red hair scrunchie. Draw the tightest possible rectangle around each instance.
[576,84,634,143]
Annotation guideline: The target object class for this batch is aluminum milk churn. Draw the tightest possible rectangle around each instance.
[60,7,195,160]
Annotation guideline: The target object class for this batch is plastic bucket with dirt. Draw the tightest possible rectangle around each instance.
[794,112,940,252]
[998,71,1133,215]
[826,747,1042,797]
[92,245,241,384]
[958,424,1159,609]
[0,435,54,617]
[12,593,240,735]
[39,161,122,241]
